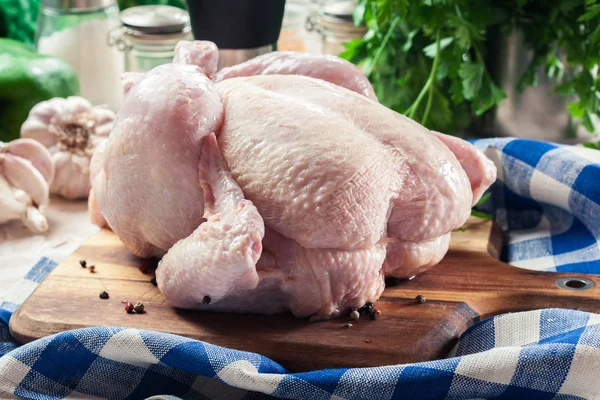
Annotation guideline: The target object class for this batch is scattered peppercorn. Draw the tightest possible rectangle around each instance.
[365,339,372,343]
[79,260,87,268]
[202,296,211,305]
[99,291,109,300]
[124,301,134,313]
[368,311,378,320]
[415,294,426,304]
[344,323,353,328]
[88,265,96,273]
[138,263,148,273]
[133,302,145,313]
[358,302,374,315]
[350,310,360,320]
[150,277,157,286]
[348,306,357,315]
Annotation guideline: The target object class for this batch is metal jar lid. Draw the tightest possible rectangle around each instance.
[120,5,190,35]
[42,0,115,11]
[321,0,355,23]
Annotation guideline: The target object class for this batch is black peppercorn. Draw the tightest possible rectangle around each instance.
[133,303,145,313]
[202,296,211,305]
[99,291,109,299]
[150,277,157,286]
[79,260,87,268]
[415,294,426,304]
[368,311,377,320]
[359,302,374,315]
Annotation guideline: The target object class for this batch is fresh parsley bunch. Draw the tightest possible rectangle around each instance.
[341,0,600,136]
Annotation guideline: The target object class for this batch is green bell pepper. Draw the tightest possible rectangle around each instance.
[0,38,80,142]
[0,0,39,45]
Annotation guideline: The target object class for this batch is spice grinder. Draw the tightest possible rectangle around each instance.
[185,0,286,69]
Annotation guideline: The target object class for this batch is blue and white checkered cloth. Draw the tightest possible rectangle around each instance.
[0,138,599,399]
[472,138,600,272]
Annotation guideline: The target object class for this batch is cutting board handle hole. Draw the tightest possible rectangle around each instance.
[556,277,595,291]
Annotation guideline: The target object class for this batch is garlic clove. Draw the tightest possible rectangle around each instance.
[64,96,93,116]
[0,177,48,234]
[20,98,68,147]
[51,152,91,199]
[0,153,50,208]
[3,138,54,183]
[94,108,117,137]
[22,206,49,233]
[0,177,27,222]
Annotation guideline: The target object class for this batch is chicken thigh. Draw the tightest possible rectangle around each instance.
[90,41,496,319]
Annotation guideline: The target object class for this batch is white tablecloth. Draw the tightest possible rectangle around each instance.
[0,198,98,304]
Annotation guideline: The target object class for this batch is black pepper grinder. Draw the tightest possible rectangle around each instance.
[185,0,286,70]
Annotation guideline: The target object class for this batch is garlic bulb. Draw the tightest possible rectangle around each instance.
[20,96,115,200]
[0,139,53,233]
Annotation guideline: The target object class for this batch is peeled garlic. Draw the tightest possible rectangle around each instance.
[21,96,115,200]
[0,139,53,233]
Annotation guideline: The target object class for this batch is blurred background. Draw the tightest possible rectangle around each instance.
[2,0,600,146]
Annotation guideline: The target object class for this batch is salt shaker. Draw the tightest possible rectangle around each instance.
[36,0,125,112]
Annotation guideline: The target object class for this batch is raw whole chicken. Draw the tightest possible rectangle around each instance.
[90,41,496,319]
[0,138,53,233]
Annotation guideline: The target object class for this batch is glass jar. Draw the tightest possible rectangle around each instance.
[279,0,322,53]
[108,5,192,73]
[306,0,367,56]
[36,0,125,111]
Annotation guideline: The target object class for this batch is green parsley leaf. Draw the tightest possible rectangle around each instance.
[475,192,492,206]
[423,37,454,57]
[568,101,586,119]
[475,77,506,116]
[354,0,368,26]
[458,62,484,100]
[583,140,600,150]
[578,4,600,21]
[471,210,493,220]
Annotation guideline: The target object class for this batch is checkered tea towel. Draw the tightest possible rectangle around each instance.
[471,138,600,273]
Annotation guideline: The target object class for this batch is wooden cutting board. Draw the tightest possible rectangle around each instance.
[10,218,600,372]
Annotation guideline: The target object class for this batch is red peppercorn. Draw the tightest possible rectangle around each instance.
[124,301,134,313]
[138,263,148,273]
